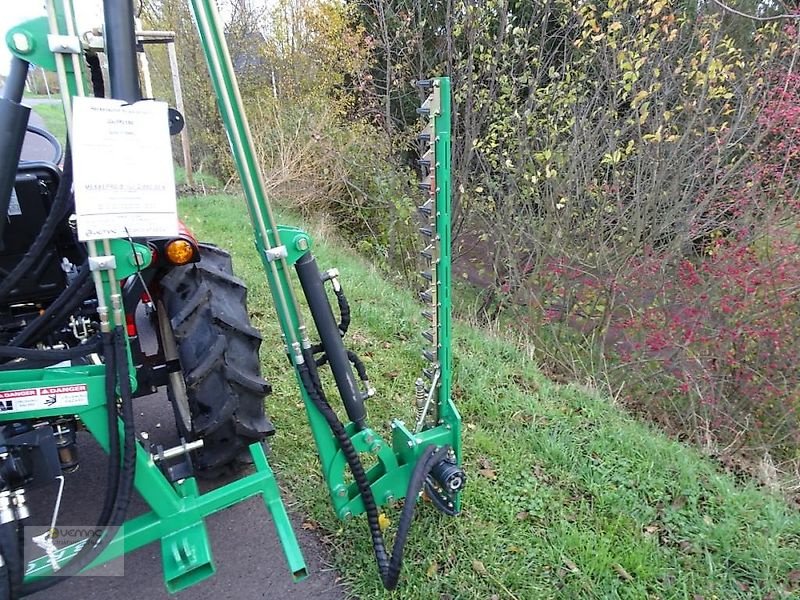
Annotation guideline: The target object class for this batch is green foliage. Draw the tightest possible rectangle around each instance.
[143,0,237,177]
[349,0,800,467]
[247,96,420,277]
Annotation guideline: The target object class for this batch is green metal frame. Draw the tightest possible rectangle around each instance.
[0,363,306,592]
[2,0,462,591]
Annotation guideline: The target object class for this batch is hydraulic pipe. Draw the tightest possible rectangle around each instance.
[103,0,141,103]
[295,253,366,428]
[0,57,31,249]
[1,57,28,103]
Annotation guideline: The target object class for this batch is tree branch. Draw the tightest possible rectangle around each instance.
[711,0,800,22]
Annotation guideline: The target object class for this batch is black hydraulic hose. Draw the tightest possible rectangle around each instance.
[0,147,73,303]
[96,329,122,528]
[16,332,116,596]
[314,286,350,340]
[110,326,136,521]
[0,57,31,247]
[19,126,62,165]
[21,327,135,596]
[387,445,451,586]
[0,336,102,362]
[9,264,93,349]
[346,350,368,382]
[0,523,22,599]
[86,53,105,99]
[334,288,350,336]
[296,347,450,589]
[296,352,388,567]
[10,269,93,348]
[315,350,369,383]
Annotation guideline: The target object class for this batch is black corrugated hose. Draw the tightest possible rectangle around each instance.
[333,287,350,335]
[296,346,451,590]
[0,336,102,370]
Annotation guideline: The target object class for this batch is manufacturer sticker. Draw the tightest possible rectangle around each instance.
[0,384,89,413]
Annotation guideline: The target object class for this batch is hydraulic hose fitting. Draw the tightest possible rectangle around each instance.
[11,489,29,521]
[0,492,14,524]
[291,342,305,365]
[430,458,466,494]
[54,419,80,473]
[321,268,341,292]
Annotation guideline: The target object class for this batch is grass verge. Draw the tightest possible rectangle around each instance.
[30,102,67,149]
[181,192,800,600]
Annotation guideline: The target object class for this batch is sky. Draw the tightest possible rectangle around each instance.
[1,1,109,76]
[0,1,247,76]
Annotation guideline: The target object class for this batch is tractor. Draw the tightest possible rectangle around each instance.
[0,0,464,596]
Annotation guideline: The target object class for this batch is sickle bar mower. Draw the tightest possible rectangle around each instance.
[0,0,464,595]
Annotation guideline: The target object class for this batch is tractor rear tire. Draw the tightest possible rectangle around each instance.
[159,243,274,476]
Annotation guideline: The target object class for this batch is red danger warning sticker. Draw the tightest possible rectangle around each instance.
[0,384,89,413]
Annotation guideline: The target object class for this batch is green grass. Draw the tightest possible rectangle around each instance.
[174,164,221,189]
[31,102,67,149]
[180,193,800,599]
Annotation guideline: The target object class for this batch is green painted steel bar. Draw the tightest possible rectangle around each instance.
[434,78,454,423]
[186,0,304,346]
[433,78,462,482]
[185,1,357,507]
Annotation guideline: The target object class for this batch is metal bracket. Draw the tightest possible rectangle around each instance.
[265,245,288,262]
[88,255,117,271]
[47,34,82,54]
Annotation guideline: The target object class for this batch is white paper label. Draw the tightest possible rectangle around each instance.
[7,189,21,216]
[0,384,89,413]
[72,97,178,241]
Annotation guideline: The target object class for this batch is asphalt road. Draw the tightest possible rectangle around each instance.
[20,100,59,163]
[16,117,346,599]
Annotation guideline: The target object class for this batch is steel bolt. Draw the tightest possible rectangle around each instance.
[335,485,347,498]
[295,237,309,251]
[11,33,30,53]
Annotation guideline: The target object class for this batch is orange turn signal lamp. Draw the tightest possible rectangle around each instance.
[164,238,196,265]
